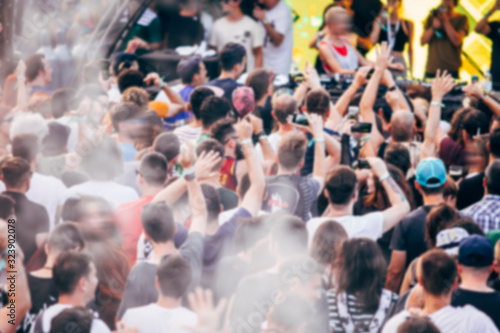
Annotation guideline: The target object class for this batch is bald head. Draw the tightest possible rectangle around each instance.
[273,94,297,124]
[390,110,415,142]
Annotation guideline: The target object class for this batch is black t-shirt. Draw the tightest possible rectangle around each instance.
[207,78,240,103]
[18,275,58,333]
[390,206,434,268]
[456,173,485,210]
[452,288,500,330]
[487,22,500,90]
[165,12,204,49]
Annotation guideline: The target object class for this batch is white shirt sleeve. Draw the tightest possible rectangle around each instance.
[209,20,220,49]
[270,4,292,36]
[90,319,112,333]
[252,20,263,49]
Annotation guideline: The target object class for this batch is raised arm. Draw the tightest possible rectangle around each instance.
[249,114,274,161]
[334,66,371,116]
[305,113,327,193]
[368,16,383,46]
[236,119,266,217]
[475,2,499,35]
[421,15,436,46]
[463,83,500,117]
[439,11,467,47]
[407,21,415,75]
[144,72,186,117]
[366,157,410,233]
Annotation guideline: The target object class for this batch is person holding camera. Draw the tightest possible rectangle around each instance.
[421,0,469,79]
[475,0,500,91]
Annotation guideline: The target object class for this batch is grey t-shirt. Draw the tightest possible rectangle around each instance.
[117,232,204,319]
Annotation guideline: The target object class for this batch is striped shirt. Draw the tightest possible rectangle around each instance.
[462,195,500,233]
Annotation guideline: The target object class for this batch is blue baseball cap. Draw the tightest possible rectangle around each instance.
[458,235,494,267]
[416,158,447,188]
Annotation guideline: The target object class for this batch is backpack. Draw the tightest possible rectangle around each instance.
[262,175,313,221]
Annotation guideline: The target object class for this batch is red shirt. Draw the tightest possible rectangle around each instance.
[115,195,154,265]
[220,157,238,191]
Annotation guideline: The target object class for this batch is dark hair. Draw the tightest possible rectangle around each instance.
[271,213,308,257]
[234,216,270,252]
[211,118,236,144]
[117,69,144,93]
[336,238,387,312]
[153,132,181,162]
[138,152,168,186]
[462,109,490,142]
[306,88,330,116]
[199,96,232,128]
[50,307,93,333]
[310,220,348,267]
[425,203,459,248]
[201,184,221,222]
[0,157,31,189]
[141,201,176,243]
[12,133,39,163]
[80,136,122,180]
[196,139,225,171]
[490,129,500,159]
[53,252,93,295]
[246,68,273,101]
[110,102,143,132]
[156,254,192,298]
[48,223,85,254]
[420,249,457,296]
[325,166,358,205]
[277,131,308,170]
[384,143,411,176]
[453,217,485,236]
[177,56,202,84]
[25,53,46,82]
[51,88,75,119]
[419,183,444,196]
[486,160,500,196]
[272,94,297,124]
[396,315,440,333]
[0,194,15,219]
[189,87,214,120]
[220,42,246,71]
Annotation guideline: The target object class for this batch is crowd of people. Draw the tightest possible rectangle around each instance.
[1,0,500,333]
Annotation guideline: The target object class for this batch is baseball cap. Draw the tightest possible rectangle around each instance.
[177,56,202,83]
[436,227,469,256]
[416,158,447,188]
[232,87,255,118]
[458,235,494,267]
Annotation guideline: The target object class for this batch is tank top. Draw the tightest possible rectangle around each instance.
[321,39,359,74]
[379,19,409,52]
[220,156,237,191]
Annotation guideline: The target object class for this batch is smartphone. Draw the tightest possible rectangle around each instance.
[290,72,306,84]
[357,158,371,169]
[366,68,375,80]
[348,106,359,119]
[449,165,463,182]
[292,113,309,126]
[351,122,372,133]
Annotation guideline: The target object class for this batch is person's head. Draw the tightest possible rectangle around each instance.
[272,94,297,125]
[276,131,308,172]
[415,158,447,196]
[50,307,93,333]
[199,96,232,130]
[384,143,411,176]
[425,203,459,249]
[42,121,70,157]
[387,0,403,15]
[111,52,139,77]
[489,128,500,159]
[266,293,313,333]
[305,88,330,120]
[396,315,440,333]
[453,217,486,237]
[0,194,15,220]
[324,165,358,207]
[389,110,415,142]
[46,223,85,260]
[201,184,222,223]
[141,201,176,244]
[246,68,274,103]
[443,0,459,10]
[109,102,144,134]
[270,213,308,258]
[211,118,238,152]
[189,87,215,120]
[25,53,52,85]
[156,254,192,299]
[75,84,108,124]
[466,138,489,174]
[449,108,489,147]
[177,56,207,87]
[152,132,181,169]
[324,6,352,35]
[80,135,123,181]
[234,216,270,254]
[0,157,31,192]
[232,87,255,118]
[221,0,243,14]
[219,42,246,77]
[196,139,225,173]
[419,249,457,297]
[12,133,39,165]
[117,69,144,93]
[458,235,494,281]
[9,112,48,142]
[121,87,149,110]
[336,238,387,312]
[279,256,324,303]
[137,152,168,189]
[310,220,348,268]
[53,252,98,303]
[485,160,500,196]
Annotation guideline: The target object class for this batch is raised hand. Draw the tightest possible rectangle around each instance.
[304,62,321,90]
[194,150,222,180]
[184,288,227,333]
[375,42,393,70]
[462,83,483,99]
[144,72,162,87]
[353,66,373,88]
[179,141,196,170]
[236,118,254,141]
[431,70,456,100]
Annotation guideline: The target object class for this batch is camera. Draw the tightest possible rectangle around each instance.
[351,122,372,133]
[292,113,309,126]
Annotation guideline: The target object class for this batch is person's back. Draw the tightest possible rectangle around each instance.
[207,43,246,101]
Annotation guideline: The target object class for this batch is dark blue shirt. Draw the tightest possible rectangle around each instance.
[300,128,340,176]
[207,78,241,102]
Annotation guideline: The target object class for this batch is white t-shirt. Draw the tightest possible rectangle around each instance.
[261,1,293,75]
[31,304,111,333]
[306,212,384,247]
[210,15,263,72]
[121,303,197,333]
[66,180,139,209]
[56,116,79,152]
[174,125,202,145]
[381,305,498,333]
[0,172,67,230]
[255,132,282,161]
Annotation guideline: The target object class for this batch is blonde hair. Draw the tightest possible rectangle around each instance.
[325,6,349,24]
